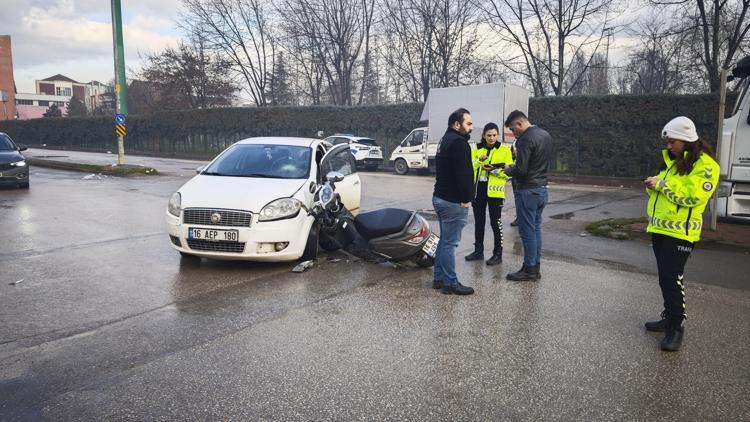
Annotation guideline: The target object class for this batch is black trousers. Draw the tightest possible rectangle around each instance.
[472,195,504,253]
[651,233,693,321]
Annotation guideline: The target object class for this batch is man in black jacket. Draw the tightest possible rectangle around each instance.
[432,108,475,295]
[502,110,552,281]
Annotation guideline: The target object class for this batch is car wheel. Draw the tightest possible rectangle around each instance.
[414,254,434,268]
[394,159,409,175]
[301,223,320,261]
[20,181,29,189]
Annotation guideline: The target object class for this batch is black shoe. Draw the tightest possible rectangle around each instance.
[510,219,518,227]
[432,280,443,290]
[441,282,475,295]
[486,253,502,266]
[465,251,484,261]
[530,264,541,279]
[645,311,669,332]
[506,264,538,281]
[661,321,685,352]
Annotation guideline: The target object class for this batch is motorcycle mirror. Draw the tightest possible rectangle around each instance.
[326,171,345,183]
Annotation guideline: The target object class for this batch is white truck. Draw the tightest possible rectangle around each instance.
[717,55,750,220]
[389,83,530,175]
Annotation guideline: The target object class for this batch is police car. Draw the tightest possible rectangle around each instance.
[323,134,383,171]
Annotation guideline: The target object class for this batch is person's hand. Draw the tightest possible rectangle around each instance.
[502,166,512,175]
[644,176,660,189]
[482,164,494,171]
[460,202,471,208]
[478,154,488,161]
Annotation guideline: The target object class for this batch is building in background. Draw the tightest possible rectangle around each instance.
[86,80,115,113]
[15,93,69,119]
[0,35,17,121]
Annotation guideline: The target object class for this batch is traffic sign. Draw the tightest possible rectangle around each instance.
[115,113,125,124]
[115,123,126,137]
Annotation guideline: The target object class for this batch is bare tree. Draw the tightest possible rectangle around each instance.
[475,0,616,96]
[566,51,609,95]
[654,0,750,92]
[180,0,276,106]
[277,0,376,106]
[381,0,483,101]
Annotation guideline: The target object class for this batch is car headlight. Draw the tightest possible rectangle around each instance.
[10,160,26,167]
[168,192,181,217]
[259,198,302,222]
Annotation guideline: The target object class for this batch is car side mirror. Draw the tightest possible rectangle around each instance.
[18,145,27,151]
[196,166,205,174]
[326,171,344,183]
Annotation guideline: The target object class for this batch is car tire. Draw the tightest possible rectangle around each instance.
[394,159,409,175]
[20,181,29,189]
[301,223,320,261]
[414,254,435,268]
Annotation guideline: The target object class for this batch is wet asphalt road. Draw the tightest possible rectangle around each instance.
[0,160,748,421]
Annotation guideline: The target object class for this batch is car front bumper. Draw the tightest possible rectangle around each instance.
[0,165,29,186]
[166,210,315,262]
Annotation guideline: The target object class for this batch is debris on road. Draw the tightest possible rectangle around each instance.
[9,279,24,286]
[292,260,315,273]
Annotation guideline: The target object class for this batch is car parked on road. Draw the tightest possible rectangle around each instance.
[0,132,29,189]
[323,134,383,171]
[166,137,361,262]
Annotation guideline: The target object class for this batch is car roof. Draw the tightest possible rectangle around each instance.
[235,137,318,147]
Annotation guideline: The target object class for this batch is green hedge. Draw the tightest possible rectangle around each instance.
[0,94,736,177]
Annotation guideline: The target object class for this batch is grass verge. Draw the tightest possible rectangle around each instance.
[27,158,159,176]
[585,217,649,240]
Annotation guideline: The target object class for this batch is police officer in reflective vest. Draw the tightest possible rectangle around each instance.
[643,116,719,352]
[465,123,514,266]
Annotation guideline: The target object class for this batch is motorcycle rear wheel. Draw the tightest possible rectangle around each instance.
[414,254,435,268]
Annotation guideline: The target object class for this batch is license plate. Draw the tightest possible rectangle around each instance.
[188,227,239,242]
[422,233,439,258]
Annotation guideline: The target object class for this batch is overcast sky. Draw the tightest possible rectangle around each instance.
[3,0,183,93]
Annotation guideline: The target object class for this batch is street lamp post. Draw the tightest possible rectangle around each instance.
[111,0,128,165]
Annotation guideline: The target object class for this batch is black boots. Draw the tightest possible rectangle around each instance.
[506,264,540,281]
[486,249,502,266]
[661,319,685,352]
[441,282,475,295]
[645,311,669,332]
[465,250,484,261]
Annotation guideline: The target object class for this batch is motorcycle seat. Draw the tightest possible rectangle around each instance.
[354,208,413,240]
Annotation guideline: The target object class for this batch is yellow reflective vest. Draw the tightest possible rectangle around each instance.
[646,149,720,242]
[471,143,514,199]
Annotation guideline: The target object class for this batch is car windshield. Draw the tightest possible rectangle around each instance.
[0,135,17,151]
[355,138,378,147]
[202,144,311,179]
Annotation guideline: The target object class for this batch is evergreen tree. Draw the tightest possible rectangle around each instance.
[66,96,88,117]
[268,52,294,106]
[43,103,62,118]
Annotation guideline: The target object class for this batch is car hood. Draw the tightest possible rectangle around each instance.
[179,175,310,212]
[0,151,24,164]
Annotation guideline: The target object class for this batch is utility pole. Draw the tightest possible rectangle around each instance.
[603,27,614,94]
[111,0,128,165]
[710,68,728,231]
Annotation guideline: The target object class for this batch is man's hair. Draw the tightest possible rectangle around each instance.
[504,110,528,127]
[448,108,470,127]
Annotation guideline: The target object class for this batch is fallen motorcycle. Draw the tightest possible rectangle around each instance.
[309,172,438,267]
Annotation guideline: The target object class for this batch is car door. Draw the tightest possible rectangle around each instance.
[402,129,425,165]
[320,144,361,214]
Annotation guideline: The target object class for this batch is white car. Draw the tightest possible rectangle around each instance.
[166,137,362,262]
[323,134,383,171]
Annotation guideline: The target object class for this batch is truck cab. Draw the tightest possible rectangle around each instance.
[389,127,434,175]
[718,55,750,220]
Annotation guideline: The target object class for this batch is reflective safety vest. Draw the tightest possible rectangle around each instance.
[646,149,720,242]
[471,144,514,199]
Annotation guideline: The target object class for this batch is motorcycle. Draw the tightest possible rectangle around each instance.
[308,172,439,267]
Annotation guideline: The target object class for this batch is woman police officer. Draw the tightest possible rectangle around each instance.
[465,123,514,266]
[643,116,719,352]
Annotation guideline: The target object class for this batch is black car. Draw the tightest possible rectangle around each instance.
[0,132,29,189]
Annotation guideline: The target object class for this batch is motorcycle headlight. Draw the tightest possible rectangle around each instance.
[10,160,26,167]
[319,185,334,205]
[259,198,302,222]
[168,192,181,217]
